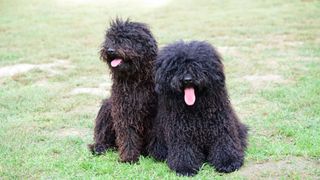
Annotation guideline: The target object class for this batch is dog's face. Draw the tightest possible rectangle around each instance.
[100,19,157,76]
[155,41,225,106]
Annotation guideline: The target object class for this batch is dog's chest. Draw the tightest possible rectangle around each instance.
[112,85,156,113]
[168,110,218,144]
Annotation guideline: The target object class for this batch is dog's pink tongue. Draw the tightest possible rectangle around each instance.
[184,87,196,106]
[111,59,122,67]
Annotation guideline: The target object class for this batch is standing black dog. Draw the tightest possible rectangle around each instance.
[88,19,158,163]
[148,41,248,175]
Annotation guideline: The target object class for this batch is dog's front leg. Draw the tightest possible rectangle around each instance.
[167,142,204,176]
[116,125,143,163]
[207,136,244,173]
[147,127,167,161]
[88,99,116,155]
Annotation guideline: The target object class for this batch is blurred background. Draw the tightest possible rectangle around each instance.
[0,0,319,178]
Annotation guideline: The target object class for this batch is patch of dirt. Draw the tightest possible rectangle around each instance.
[56,0,99,5]
[0,64,35,77]
[55,128,90,138]
[70,82,110,97]
[217,46,242,57]
[98,82,109,90]
[70,87,106,96]
[243,74,289,89]
[56,0,170,8]
[34,79,50,86]
[255,35,304,51]
[142,0,170,7]
[0,60,72,78]
[70,86,109,97]
[265,60,279,68]
[244,74,283,82]
[70,103,100,115]
[239,157,320,178]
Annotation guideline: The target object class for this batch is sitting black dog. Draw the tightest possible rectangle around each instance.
[89,19,158,163]
[148,41,248,176]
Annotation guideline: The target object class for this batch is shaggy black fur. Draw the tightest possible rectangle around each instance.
[88,19,158,163]
[148,41,248,176]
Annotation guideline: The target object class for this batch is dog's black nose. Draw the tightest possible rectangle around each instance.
[183,74,193,84]
[107,48,115,54]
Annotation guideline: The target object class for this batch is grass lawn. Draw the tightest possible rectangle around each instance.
[1,0,320,179]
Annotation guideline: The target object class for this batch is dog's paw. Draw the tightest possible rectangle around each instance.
[169,162,199,176]
[214,160,243,173]
[119,151,140,163]
[172,166,198,177]
[118,146,141,163]
[176,170,197,177]
[88,143,107,155]
[119,156,139,164]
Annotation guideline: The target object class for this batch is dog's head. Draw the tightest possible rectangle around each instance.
[155,41,225,106]
[100,18,158,76]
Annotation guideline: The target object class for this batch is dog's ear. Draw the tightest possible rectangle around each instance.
[99,47,107,62]
[213,72,225,87]
[213,71,225,82]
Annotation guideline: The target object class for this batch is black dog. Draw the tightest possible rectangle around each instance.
[148,41,248,175]
[88,19,158,163]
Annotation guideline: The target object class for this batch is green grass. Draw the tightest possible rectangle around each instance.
[1,0,320,179]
